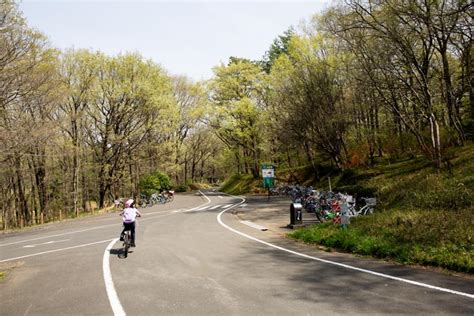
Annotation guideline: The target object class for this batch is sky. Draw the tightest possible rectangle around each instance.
[19,1,330,81]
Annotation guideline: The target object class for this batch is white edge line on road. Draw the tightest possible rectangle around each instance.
[1,195,211,247]
[0,213,167,247]
[240,220,268,231]
[0,239,114,263]
[103,192,211,316]
[183,191,211,212]
[23,239,71,248]
[103,239,126,316]
[0,225,118,247]
[213,192,474,300]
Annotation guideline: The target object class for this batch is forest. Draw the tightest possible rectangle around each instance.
[1,0,472,229]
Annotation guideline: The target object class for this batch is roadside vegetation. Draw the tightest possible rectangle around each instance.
[221,144,473,273]
[219,174,262,196]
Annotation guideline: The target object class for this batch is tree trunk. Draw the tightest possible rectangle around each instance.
[191,154,196,182]
[14,159,29,227]
[98,163,108,209]
[235,151,241,174]
[440,48,465,145]
[73,148,79,217]
[183,151,188,184]
[34,162,47,224]
[429,114,442,169]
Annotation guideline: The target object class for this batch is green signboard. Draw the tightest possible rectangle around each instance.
[262,164,275,189]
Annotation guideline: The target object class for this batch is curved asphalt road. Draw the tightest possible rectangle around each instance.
[1,191,473,315]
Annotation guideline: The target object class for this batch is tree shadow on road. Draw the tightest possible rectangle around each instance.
[231,240,474,314]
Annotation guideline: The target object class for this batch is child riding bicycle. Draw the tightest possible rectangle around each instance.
[119,199,142,247]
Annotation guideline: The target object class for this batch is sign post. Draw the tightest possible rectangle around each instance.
[262,164,275,200]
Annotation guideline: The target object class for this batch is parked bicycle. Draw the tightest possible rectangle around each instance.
[351,197,377,216]
[163,190,174,202]
[140,194,149,208]
[139,190,174,208]
[273,184,377,224]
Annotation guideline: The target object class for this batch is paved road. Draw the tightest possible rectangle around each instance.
[1,191,473,315]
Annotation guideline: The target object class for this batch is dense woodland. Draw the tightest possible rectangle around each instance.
[1,0,472,229]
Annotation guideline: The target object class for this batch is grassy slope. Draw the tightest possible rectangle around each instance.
[221,144,474,273]
[219,173,263,195]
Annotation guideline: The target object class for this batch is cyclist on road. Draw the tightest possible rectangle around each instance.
[119,199,141,247]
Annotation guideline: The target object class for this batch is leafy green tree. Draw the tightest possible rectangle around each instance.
[208,58,267,177]
[261,27,295,73]
[0,0,62,227]
[322,0,472,168]
[57,49,100,216]
[268,35,349,169]
[85,53,174,207]
[170,76,207,184]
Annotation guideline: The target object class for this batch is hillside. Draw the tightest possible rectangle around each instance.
[220,144,474,273]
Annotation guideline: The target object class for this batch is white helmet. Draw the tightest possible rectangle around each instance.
[125,199,134,208]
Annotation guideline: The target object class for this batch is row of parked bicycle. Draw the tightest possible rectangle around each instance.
[271,184,377,224]
[140,190,175,207]
[114,190,175,210]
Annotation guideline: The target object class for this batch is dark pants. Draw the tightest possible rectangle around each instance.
[121,222,136,245]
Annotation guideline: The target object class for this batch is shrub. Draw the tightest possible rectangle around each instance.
[138,171,171,197]
[175,184,188,192]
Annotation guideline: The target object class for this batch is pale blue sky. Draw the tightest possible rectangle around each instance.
[20,1,330,80]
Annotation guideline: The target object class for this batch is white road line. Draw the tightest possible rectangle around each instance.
[210,205,221,210]
[0,224,118,247]
[23,239,70,248]
[213,193,474,300]
[103,239,126,316]
[103,193,211,315]
[0,203,207,247]
[183,193,211,212]
[196,206,210,211]
[221,204,233,209]
[143,208,182,215]
[240,220,268,231]
[0,239,114,263]
[0,200,212,263]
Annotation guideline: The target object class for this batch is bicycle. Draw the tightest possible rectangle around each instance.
[163,190,174,202]
[139,194,149,208]
[351,197,376,216]
[149,192,166,205]
[122,229,132,257]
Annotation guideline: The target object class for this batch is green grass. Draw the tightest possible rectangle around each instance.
[0,271,6,282]
[289,208,473,272]
[294,144,474,273]
[222,143,474,273]
[219,173,261,195]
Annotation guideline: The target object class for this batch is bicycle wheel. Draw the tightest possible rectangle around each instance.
[315,210,325,223]
[123,232,130,257]
[365,206,374,215]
